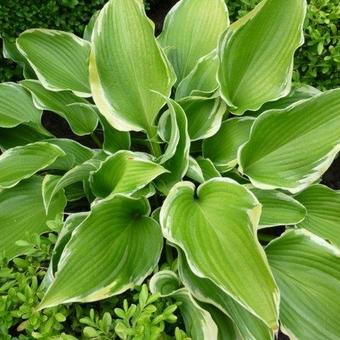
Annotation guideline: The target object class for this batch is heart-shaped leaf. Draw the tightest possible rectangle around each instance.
[39,194,163,308]
[160,178,279,329]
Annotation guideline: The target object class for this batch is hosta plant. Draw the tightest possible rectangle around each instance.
[1,0,340,338]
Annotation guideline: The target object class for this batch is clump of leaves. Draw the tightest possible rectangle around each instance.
[1,0,340,339]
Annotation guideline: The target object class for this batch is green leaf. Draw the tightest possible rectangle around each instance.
[83,10,99,41]
[251,188,306,228]
[149,270,219,340]
[45,158,102,212]
[90,0,174,133]
[2,38,35,78]
[295,184,340,248]
[99,115,130,153]
[90,151,167,198]
[239,89,340,193]
[0,142,65,189]
[200,303,238,340]
[196,158,221,181]
[39,194,163,308]
[178,97,226,141]
[21,80,98,136]
[176,51,219,100]
[178,252,273,340]
[160,178,279,329]
[159,0,229,83]
[0,177,66,259]
[0,125,50,150]
[0,83,43,131]
[44,138,94,171]
[203,117,254,172]
[254,84,321,116]
[43,213,88,288]
[17,29,91,96]
[186,157,221,183]
[156,99,190,193]
[266,229,340,340]
[186,157,205,184]
[218,0,306,114]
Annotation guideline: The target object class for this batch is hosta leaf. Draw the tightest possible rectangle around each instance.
[176,51,219,99]
[186,157,205,183]
[157,99,190,193]
[160,178,279,329]
[43,159,101,212]
[239,89,340,193]
[200,303,238,340]
[254,84,321,116]
[90,0,174,133]
[295,185,340,248]
[178,252,273,340]
[150,270,219,340]
[157,106,180,164]
[43,213,88,288]
[17,29,91,96]
[179,97,226,141]
[99,115,130,153]
[266,229,340,340]
[90,151,167,198]
[0,142,65,189]
[186,157,222,184]
[2,38,35,79]
[39,194,163,308]
[0,83,43,131]
[83,11,99,41]
[0,125,50,150]
[0,177,66,259]
[251,188,306,228]
[44,138,94,171]
[196,158,221,181]
[159,0,228,83]
[21,80,98,136]
[218,0,306,114]
[203,117,254,172]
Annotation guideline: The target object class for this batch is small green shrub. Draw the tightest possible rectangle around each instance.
[0,234,184,339]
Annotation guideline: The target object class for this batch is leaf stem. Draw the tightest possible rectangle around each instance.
[90,133,102,148]
[147,127,162,158]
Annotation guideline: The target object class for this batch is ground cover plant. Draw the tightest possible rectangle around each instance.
[1,0,340,338]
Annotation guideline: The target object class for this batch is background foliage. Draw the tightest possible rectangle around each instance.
[1,0,340,89]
